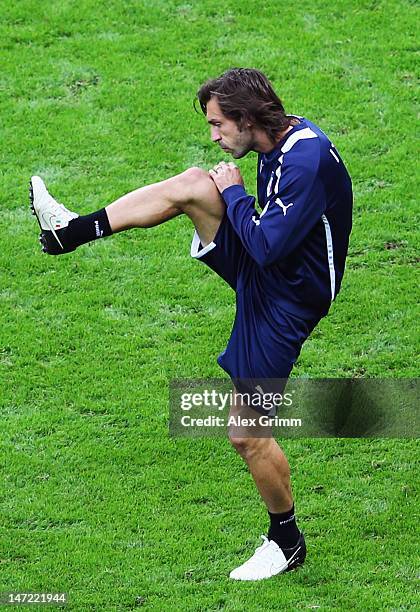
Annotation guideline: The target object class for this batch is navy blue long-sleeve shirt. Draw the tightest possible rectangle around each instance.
[221,118,353,317]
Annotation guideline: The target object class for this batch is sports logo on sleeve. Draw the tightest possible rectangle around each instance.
[275,199,294,216]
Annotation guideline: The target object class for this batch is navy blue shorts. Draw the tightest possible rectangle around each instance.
[191,215,321,391]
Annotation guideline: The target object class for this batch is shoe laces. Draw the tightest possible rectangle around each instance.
[242,536,277,570]
[255,535,270,553]
[46,196,78,220]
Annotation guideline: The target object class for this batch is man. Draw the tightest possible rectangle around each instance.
[30,68,352,581]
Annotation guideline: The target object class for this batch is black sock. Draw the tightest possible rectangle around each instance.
[65,208,113,249]
[267,505,300,549]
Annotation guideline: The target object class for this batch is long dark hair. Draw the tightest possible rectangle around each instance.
[196,68,292,142]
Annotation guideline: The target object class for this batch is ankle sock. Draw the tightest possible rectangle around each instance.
[267,504,300,549]
[65,208,113,249]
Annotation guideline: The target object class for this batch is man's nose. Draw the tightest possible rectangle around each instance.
[211,127,221,142]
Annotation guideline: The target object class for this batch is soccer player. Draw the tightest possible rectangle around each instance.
[30,68,352,581]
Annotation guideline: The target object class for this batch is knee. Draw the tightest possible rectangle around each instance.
[174,166,217,206]
[229,435,267,461]
[182,166,210,184]
[229,435,250,458]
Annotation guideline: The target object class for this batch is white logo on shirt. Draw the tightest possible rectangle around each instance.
[276,199,294,216]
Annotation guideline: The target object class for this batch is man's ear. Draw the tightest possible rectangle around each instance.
[239,116,253,131]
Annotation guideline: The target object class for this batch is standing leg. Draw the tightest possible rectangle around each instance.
[228,394,294,514]
[228,391,306,581]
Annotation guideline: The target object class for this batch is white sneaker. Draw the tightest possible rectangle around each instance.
[29,176,79,254]
[229,533,306,581]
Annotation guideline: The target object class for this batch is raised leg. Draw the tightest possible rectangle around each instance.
[106,167,226,247]
[30,167,226,255]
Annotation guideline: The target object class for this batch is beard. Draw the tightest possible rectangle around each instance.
[231,146,251,159]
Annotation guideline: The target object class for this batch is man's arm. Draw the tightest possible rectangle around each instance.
[210,147,325,267]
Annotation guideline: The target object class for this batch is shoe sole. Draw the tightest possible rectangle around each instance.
[29,179,49,253]
[29,179,67,254]
[229,556,305,581]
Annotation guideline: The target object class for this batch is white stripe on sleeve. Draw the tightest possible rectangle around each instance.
[321,214,336,301]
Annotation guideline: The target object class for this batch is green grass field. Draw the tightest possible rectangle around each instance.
[0,0,419,610]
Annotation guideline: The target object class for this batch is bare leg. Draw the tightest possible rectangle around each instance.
[228,392,293,513]
[106,167,225,246]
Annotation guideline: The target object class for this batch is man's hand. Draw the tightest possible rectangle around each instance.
[209,161,244,193]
